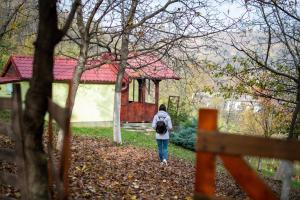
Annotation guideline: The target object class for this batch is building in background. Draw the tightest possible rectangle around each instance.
[0,54,179,126]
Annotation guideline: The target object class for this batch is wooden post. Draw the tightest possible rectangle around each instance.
[141,79,146,103]
[154,80,160,112]
[137,79,143,103]
[12,84,28,200]
[221,155,278,200]
[194,109,217,198]
[133,79,135,101]
[121,83,129,123]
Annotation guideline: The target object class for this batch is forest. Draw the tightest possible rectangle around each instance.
[0,0,300,199]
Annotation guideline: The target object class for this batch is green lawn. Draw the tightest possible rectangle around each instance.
[72,127,195,163]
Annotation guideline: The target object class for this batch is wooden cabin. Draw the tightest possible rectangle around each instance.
[0,54,179,126]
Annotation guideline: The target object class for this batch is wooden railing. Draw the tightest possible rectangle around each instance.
[121,102,156,122]
[194,109,300,200]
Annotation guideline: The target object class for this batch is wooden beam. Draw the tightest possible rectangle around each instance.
[11,84,23,141]
[137,79,143,103]
[221,155,278,200]
[12,84,27,199]
[48,99,68,132]
[0,97,12,110]
[196,133,300,161]
[136,79,147,103]
[0,122,14,139]
[195,109,217,197]
[154,80,160,112]
[141,79,146,103]
[0,148,15,163]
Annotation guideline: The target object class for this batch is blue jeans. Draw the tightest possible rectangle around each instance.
[156,139,168,161]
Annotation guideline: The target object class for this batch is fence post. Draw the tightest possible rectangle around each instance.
[194,108,218,199]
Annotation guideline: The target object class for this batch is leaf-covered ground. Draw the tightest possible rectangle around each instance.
[69,135,300,200]
[1,134,300,199]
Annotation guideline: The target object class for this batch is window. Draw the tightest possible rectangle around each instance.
[129,80,138,102]
[6,84,12,95]
[145,79,155,103]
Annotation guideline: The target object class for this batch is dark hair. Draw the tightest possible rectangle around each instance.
[159,104,166,111]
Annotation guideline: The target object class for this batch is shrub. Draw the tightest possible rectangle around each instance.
[168,100,192,130]
[170,118,197,151]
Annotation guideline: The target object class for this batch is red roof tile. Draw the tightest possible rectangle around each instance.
[126,54,180,80]
[0,54,179,84]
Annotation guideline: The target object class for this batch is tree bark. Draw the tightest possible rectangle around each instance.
[113,89,122,143]
[288,85,300,139]
[112,0,138,144]
[57,40,88,151]
[275,79,300,200]
[257,157,262,172]
[113,53,127,144]
[22,1,59,199]
[274,160,293,200]
[113,32,129,144]
[21,0,79,198]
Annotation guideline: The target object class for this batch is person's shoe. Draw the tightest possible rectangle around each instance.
[162,159,168,166]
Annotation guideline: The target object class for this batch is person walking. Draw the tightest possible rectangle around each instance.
[152,104,173,165]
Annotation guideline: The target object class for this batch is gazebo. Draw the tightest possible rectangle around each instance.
[120,54,180,122]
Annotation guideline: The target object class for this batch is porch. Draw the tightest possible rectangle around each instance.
[121,79,159,123]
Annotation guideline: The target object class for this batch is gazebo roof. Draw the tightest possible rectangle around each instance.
[0,54,180,84]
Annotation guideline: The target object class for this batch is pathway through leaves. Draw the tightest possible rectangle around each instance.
[1,134,300,199]
[69,135,299,200]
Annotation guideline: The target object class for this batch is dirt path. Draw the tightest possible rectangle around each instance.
[1,134,300,199]
[69,135,299,200]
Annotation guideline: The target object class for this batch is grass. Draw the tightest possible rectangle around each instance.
[246,158,300,189]
[292,180,300,189]
[260,169,300,189]
[72,127,195,163]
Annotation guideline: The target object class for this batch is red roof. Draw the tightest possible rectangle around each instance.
[126,54,180,80]
[0,54,179,84]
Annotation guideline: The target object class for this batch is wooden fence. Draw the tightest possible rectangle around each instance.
[0,83,71,200]
[194,108,300,200]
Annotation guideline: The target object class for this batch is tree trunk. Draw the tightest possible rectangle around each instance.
[275,85,300,199]
[57,42,88,150]
[274,160,293,200]
[113,32,130,144]
[288,89,300,139]
[22,1,60,199]
[113,89,122,143]
[113,63,126,144]
[257,157,262,172]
